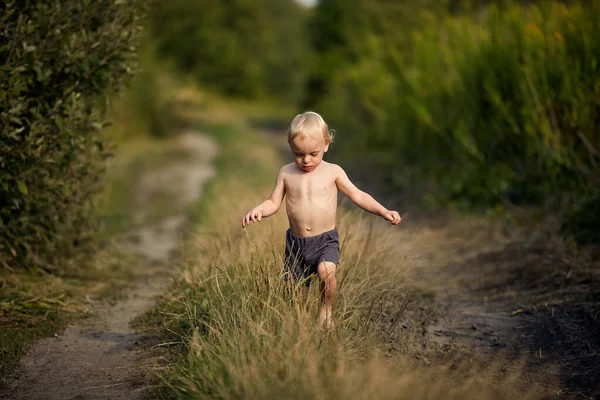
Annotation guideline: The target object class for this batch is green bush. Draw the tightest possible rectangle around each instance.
[127,42,171,138]
[0,1,144,270]
[310,1,600,235]
[149,0,309,104]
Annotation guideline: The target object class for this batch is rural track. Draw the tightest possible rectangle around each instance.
[1,132,218,400]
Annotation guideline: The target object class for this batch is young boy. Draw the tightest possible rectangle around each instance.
[241,111,401,329]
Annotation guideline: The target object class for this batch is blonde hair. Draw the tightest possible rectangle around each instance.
[287,111,334,144]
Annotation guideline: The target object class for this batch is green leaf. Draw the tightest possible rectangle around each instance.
[16,180,28,194]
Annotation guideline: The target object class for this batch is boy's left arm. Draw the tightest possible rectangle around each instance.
[334,165,401,225]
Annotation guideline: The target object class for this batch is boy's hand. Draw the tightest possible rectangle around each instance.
[242,209,262,228]
[383,210,402,225]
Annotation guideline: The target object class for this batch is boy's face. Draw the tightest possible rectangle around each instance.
[289,135,329,173]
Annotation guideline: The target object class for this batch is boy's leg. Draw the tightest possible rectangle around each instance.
[317,261,337,329]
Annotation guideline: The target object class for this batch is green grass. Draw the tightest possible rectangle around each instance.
[0,271,71,382]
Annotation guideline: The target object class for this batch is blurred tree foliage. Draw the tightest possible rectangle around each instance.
[149,0,309,104]
[0,0,144,270]
[306,0,600,242]
[303,0,453,107]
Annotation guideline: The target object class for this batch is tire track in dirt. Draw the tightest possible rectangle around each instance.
[1,132,218,400]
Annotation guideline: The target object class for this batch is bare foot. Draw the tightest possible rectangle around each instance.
[319,307,334,331]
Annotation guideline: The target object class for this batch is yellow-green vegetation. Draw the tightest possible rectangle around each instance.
[0,0,144,270]
[0,248,140,381]
[148,0,309,103]
[0,0,161,378]
[3,0,598,395]
[0,271,72,378]
[0,69,192,381]
[0,130,174,382]
[141,0,600,242]
[145,118,553,399]
[308,1,600,242]
[97,136,196,237]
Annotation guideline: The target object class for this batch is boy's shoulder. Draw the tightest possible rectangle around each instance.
[322,161,345,175]
[326,161,344,170]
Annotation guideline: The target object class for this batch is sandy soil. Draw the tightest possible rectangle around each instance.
[1,132,218,400]
[396,214,600,398]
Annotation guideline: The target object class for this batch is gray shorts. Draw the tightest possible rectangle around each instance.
[284,228,339,286]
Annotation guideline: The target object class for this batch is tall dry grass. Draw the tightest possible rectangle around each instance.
[149,123,554,399]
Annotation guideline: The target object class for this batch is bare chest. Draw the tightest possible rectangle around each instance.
[285,175,337,201]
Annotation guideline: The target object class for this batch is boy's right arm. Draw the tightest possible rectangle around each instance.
[242,168,286,228]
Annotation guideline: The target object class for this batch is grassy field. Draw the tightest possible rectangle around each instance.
[138,95,560,399]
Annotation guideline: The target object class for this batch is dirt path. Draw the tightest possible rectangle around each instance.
[402,215,600,398]
[1,132,218,400]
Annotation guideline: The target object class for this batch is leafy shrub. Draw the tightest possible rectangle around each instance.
[126,42,171,138]
[310,1,600,238]
[148,0,309,104]
[0,0,143,269]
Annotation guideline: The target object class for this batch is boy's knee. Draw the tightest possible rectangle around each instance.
[317,261,336,282]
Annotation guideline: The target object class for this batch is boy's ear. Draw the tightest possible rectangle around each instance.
[324,141,330,153]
